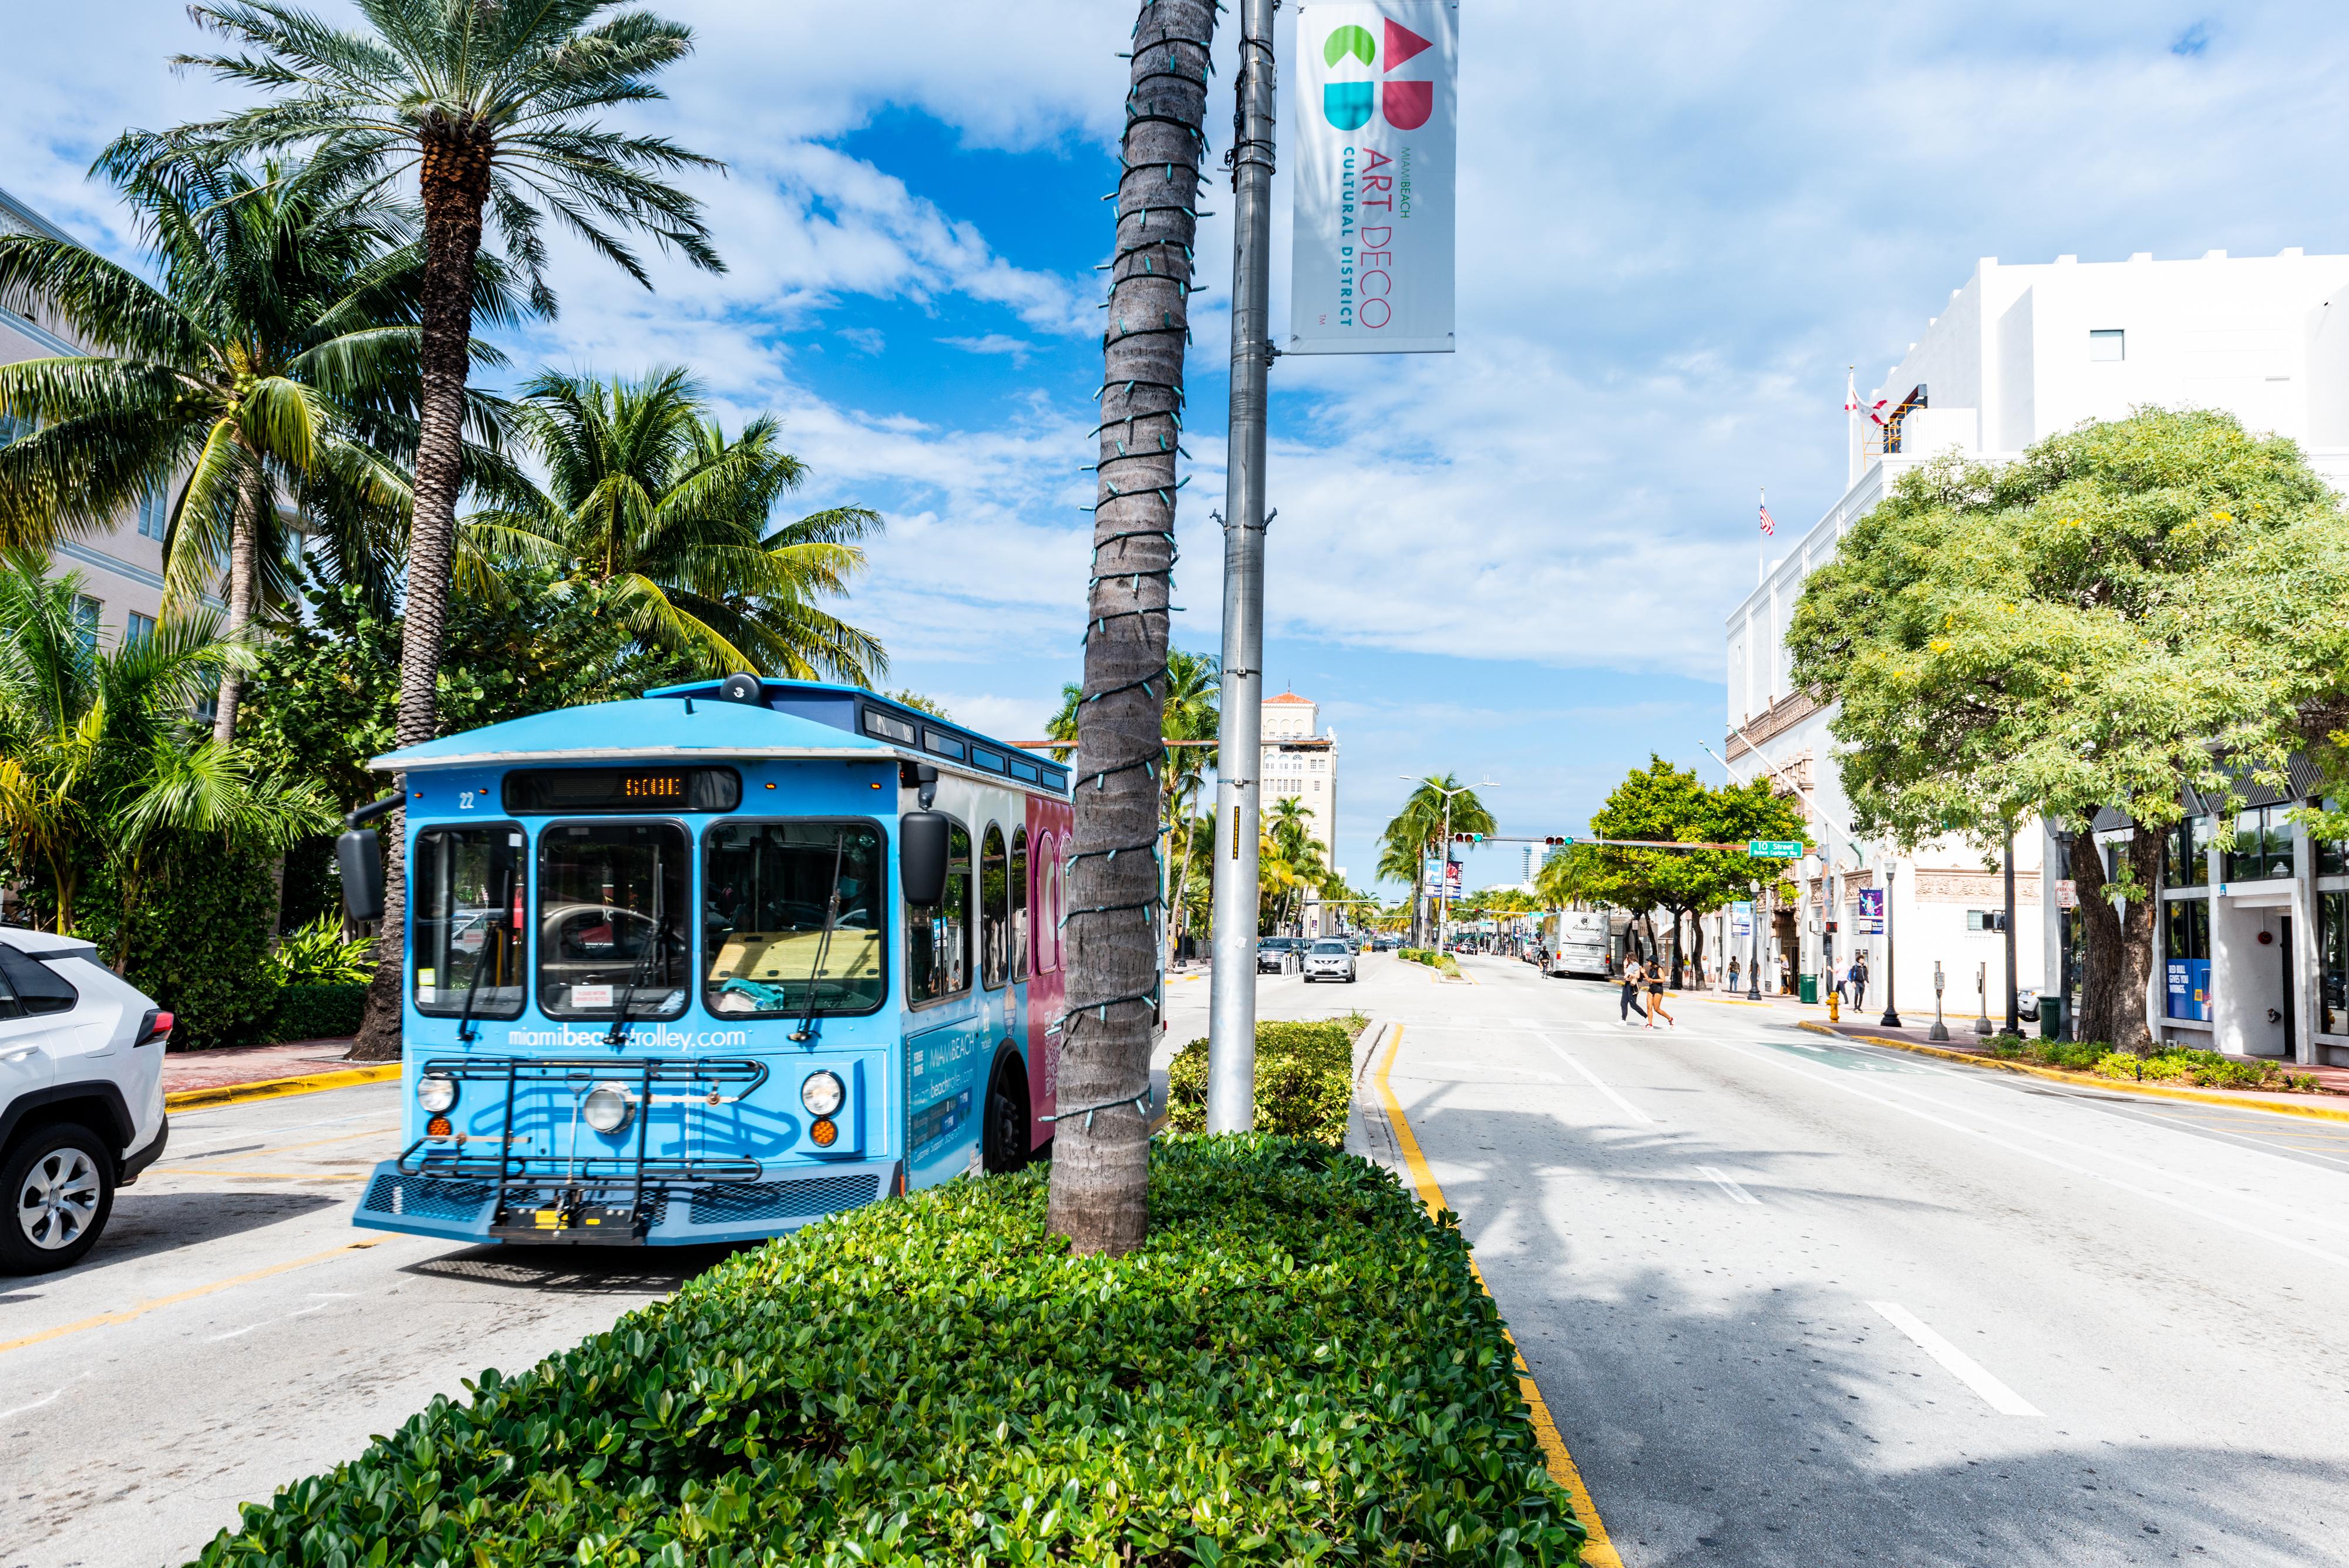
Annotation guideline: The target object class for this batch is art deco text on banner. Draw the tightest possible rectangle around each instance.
[1289,1,1458,355]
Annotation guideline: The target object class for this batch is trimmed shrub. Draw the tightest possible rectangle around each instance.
[81,838,282,1051]
[1398,947,1462,977]
[2092,1045,2307,1091]
[192,1137,1588,1566]
[1165,1020,1357,1143]
[261,982,368,1044]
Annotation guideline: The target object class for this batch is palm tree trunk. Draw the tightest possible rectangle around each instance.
[1046,0,1214,1256]
[210,463,265,745]
[352,132,493,1064]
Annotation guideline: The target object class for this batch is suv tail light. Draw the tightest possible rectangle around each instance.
[136,1009,174,1047]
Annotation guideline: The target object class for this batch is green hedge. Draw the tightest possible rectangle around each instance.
[260,982,368,1045]
[1164,1020,1357,1143]
[1398,947,1462,977]
[2094,1045,2321,1092]
[193,1137,1586,1566]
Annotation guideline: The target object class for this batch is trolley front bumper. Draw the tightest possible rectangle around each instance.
[354,1156,900,1246]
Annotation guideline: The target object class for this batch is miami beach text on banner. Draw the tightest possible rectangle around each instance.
[1288,1,1458,355]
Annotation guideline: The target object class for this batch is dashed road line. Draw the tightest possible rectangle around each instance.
[1697,1165,1760,1204]
[0,1240,384,1358]
[1533,1034,1656,1124]
[1869,1301,2042,1416]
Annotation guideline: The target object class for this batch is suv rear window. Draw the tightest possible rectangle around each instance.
[0,944,79,1016]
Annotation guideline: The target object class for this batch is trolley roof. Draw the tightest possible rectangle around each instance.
[369,678,1072,796]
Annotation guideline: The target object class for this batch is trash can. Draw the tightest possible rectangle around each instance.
[1799,973,1819,1005]
[2039,995,2065,1041]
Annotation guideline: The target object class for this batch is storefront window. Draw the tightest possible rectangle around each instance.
[2317,800,2347,878]
[2226,805,2294,883]
[2324,891,2349,1036]
[2164,897,2210,1022]
[2164,815,2212,887]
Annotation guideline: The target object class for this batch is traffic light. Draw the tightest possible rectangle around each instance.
[1542,835,1571,847]
[1451,832,1485,844]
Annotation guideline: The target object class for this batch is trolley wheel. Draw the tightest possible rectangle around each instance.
[982,1056,1032,1176]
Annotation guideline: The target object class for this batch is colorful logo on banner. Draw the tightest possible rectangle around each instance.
[1320,18,1436,131]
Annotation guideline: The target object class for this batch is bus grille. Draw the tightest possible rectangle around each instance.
[364,1174,497,1222]
[689,1174,880,1224]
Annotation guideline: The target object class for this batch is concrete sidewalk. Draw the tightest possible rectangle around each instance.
[160,1038,391,1109]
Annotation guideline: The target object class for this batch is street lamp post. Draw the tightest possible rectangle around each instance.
[1405,776,1498,954]
[1747,878,1763,1001]
[1880,862,1903,1028]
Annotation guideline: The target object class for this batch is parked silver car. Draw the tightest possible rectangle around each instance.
[1303,938,1358,984]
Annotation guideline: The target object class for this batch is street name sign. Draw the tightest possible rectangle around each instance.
[1748,840,1803,858]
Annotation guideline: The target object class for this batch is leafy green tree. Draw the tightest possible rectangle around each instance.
[474,368,884,680]
[177,0,725,1057]
[1579,757,1803,987]
[0,150,492,740]
[1788,409,2341,1048]
[1380,776,1495,944]
[886,690,951,719]
[0,552,332,961]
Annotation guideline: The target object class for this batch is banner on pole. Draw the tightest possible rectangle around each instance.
[1289,2,1458,355]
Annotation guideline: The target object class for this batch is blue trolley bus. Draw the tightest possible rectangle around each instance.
[335,677,1086,1246]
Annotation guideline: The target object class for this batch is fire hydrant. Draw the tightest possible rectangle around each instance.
[1828,987,1842,1022]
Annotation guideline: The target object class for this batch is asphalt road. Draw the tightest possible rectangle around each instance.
[9,950,2345,1566]
[1361,951,2349,1567]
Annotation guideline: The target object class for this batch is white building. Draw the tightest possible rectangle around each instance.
[1261,692,1340,932]
[1725,248,2349,1061]
[1,186,174,650]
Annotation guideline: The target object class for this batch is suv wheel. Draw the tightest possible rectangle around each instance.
[2,1123,116,1274]
[982,1058,1031,1176]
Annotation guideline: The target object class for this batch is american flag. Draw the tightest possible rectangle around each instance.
[1758,500,1776,536]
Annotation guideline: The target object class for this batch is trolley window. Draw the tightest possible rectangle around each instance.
[412,826,526,1018]
[703,820,886,1017]
[536,822,689,1019]
[980,823,1010,990]
[504,767,739,815]
[1010,826,1030,982]
[907,820,971,1004]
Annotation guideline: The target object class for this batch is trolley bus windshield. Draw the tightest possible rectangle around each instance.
[702,820,886,1016]
[537,823,689,1019]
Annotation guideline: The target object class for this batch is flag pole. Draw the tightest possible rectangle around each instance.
[1758,485,1766,586]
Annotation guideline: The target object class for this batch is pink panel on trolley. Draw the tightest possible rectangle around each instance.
[1025,794,1072,1146]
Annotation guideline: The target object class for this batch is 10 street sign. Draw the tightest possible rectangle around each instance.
[1748,840,1804,858]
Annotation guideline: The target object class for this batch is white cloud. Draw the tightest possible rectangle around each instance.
[938,334,1034,365]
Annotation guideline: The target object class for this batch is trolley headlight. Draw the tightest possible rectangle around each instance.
[416,1074,457,1114]
[581,1081,635,1134]
[800,1070,846,1118]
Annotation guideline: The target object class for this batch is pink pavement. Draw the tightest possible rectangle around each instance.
[161,1038,363,1098]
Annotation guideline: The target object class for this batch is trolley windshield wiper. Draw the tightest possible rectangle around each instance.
[456,867,516,1044]
[604,917,669,1048]
[790,830,849,1043]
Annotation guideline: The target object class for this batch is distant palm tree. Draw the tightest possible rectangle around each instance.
[474,368,884,681]
[174,0,723,1058]
[0,149,474,740]
[1381,775,1495,944]
[0,552,332,956]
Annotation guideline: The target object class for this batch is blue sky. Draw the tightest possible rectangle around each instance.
[8,2,2347,891]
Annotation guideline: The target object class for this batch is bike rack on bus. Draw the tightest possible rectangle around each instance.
[395,1056,772,1241]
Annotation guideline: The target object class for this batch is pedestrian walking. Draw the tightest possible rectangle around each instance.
[1620,957,1648,1022]
[1647,960,1675,1028]
[1777,954,1791,995]
[1852,953,1870,1009]
[1727,954,1742,992]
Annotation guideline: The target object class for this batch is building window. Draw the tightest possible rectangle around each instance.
[2165,814,2212,887]
[71,594,100,653]
[2324,891,2349,1035]
[2089,329,2125,362]
[137,488,169,540]
[126,611,155,645]
[2226,804,2294,883]
[2165,897,2211,1022]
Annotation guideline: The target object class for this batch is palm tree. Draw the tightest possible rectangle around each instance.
[1049,0,1215,1257]
[0,148,472,741]
[1381,775,1495,944]
[474,368,884,681]
[0,553,332,957]
[176,0,723,753]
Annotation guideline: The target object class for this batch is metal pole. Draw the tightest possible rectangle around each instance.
[1205,0,1276,1136]
[1748,879,1762,1000]
[1879,863,1903,1027]
[2002,826,2020,1035]
[1438,795,1453,951]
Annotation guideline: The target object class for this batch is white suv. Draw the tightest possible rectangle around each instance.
[1303,938,1358,984]
[0,928,171,1273]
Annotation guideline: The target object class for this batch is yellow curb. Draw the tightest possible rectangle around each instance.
[166,1063,400,1112]
[1375,1023,1621,1567]
[1796,1022,2349,1125]
[1700,998,1774,1008]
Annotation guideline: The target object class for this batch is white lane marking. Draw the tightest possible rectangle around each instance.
[1534,1035,1655,1124]
[1869,1301,2042,1416]
[1698,1165,1760,1204]
[0,1385,67,1420]
[1706,1037,2349,1271]
[202,1293,352,1342]
[1819,1041,2349,1239]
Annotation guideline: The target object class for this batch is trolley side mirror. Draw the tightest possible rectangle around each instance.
[338,828,385,924]
[900,811,949,907]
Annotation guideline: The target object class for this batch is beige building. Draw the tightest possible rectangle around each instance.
[1260,689,1338,861]
[2,185,173,649]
